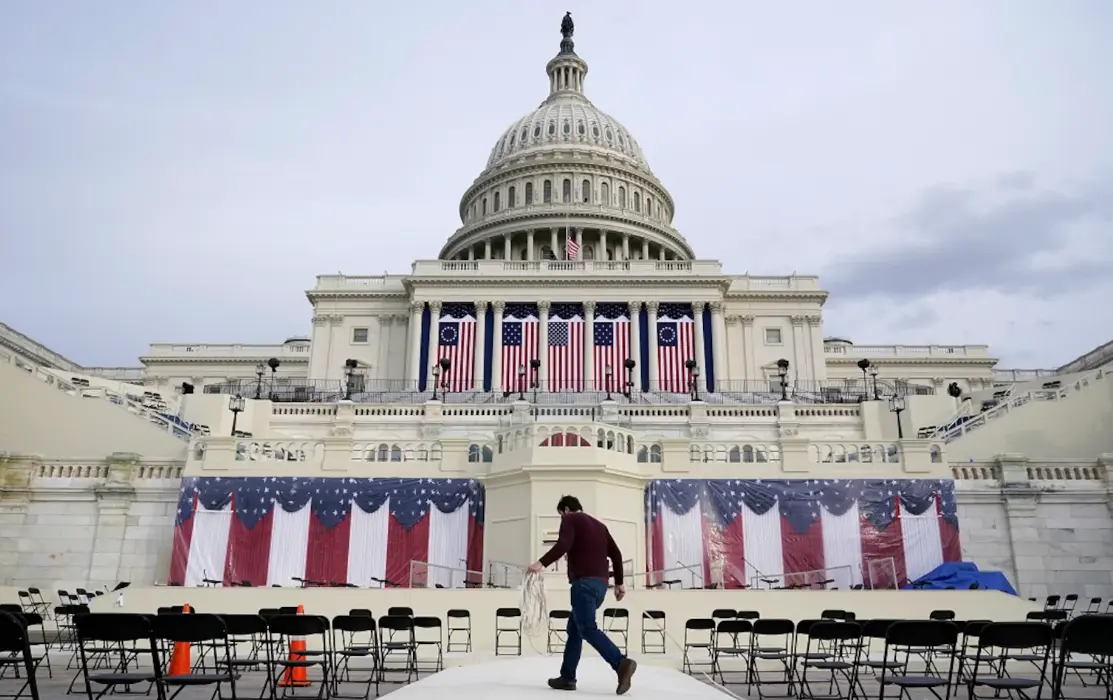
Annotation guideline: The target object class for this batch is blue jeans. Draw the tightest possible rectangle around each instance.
[560,578,625,682]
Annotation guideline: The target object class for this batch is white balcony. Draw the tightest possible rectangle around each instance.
[824,344,990,359]
[143,343,311,359]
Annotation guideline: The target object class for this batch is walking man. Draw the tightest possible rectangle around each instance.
[527,495,637,694]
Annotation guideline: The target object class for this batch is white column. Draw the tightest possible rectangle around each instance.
[646,301,659,391]
[600,231,608,260]
[550,228,559,258]
[406,301,424,384]
[575,228,584,262]
[742,316,757,380]
[791,316,807,381]
[491,301,505,391]
[622,234,630,260]
[692,301,707,392]
[376,315,392,382]
[628,301,642,391]
[527,230,536,260]
[807,315,827,380]
[473,301,487,391]
[503,235,512,260]
[537,300,550,389]
[641,239,649,259]
[484,239,492,259]
[583,300,595,391]
[711,301,727,389]
[426,301,442,388]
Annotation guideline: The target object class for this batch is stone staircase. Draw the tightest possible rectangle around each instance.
[936,369,1105,444]
[0,346,198,442]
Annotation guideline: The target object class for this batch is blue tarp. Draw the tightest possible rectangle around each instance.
[902,562,1017,595]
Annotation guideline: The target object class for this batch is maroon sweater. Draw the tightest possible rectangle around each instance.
[539,511,624,585]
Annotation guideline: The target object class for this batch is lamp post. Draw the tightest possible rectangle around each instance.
[438,357,451,400]
[254,363,266,399]
[624,358,637,399]
[228,394,245,436]
[889,394,906,439]
[869,365,880,400]
[517,364,526,401]
[605,365,614,401]
[856,358,871,400]
[776,358,790,401]
[343,359,359,400]
[684,359,701,401]
[267,357,280,400]
[529,358,541,403]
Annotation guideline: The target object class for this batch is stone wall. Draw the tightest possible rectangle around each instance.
[0,453,181,589]
[3,451,1111,602]
[954,454,1113,601]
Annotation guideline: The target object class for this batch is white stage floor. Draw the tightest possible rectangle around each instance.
[387,656,732,698]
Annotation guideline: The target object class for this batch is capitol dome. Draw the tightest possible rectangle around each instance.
[438,18,694,263]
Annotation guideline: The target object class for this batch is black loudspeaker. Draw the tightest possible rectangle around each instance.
[181,382,195,395]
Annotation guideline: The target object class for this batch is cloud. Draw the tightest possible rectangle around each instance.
[823,174,1113,301]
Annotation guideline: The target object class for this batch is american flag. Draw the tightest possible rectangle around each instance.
[593,303,630,393]
[501,303,539,394]
[171,476,486,589]
[548,304,583,392]
[566,236,580,260]
[436,303,476,393]
[656,303,695,393]
[644,478,961,590]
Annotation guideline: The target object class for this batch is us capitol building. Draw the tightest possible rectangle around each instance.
[1,18,1110,604]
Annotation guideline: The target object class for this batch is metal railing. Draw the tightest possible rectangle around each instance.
[748,564,855,590]
[205,377,935,405]
[407,560,484,589]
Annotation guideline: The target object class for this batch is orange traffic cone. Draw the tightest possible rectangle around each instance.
[277,604,311,688]
[167,603,192,676]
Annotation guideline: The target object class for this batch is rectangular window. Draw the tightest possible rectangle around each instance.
[352,328,369,344]
[764,328,782,345]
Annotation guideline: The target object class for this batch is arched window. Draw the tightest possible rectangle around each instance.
[646,198,653,217]
[729,446,741,463]
[391,445,402,462]
[634,193,641,213]
[508,186,516,208]
[543,180,552,203]
[562,179,571,203]
[525,182,534,205]
[377,443,389,461]
[581,179,591,202]
[650,444,662,463]
[481,445,494,462]
[601,182,610,205]
[482,198,488,215]
[468,444,481,463]
[493,191,501,212]
[637,446,648,463]
[618,186,626,208]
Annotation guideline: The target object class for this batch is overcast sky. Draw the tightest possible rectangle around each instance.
[2,2,1111,369]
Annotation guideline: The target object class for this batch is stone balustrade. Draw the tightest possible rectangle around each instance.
[824,343,990,358]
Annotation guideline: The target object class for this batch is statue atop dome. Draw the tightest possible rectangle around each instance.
[559,12,575,54]
[560,12,574,40]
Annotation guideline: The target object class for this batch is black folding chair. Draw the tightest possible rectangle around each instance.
[641,611,666,654]
[73,613,159,700]
[797,620,862,700]
[152,614,238,700]
[377,615,416,685]
[603,608,630,655]
[967,621,1051,700]
[445,609,472,653]
[0,607,51,682]
[877,620,959,700]
[265,614,332,700]
[713,619,753,686]
[681,618,716,676]
[331,615,379,700]
[547,611,570,653]
[1052,614,1113,699]
[749,618,797,699]
[412,616,443,675]
[220,614,270,682]
[0,611,41,700]
[494,608,522,656]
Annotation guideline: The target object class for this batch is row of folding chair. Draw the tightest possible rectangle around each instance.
[1031,594,1108,618]
[679,614,1113,700]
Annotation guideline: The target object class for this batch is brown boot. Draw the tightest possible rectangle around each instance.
[548,677,577,691]
[616,658,637,695]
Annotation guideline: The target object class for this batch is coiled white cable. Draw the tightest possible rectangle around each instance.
[520,571,551,655]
